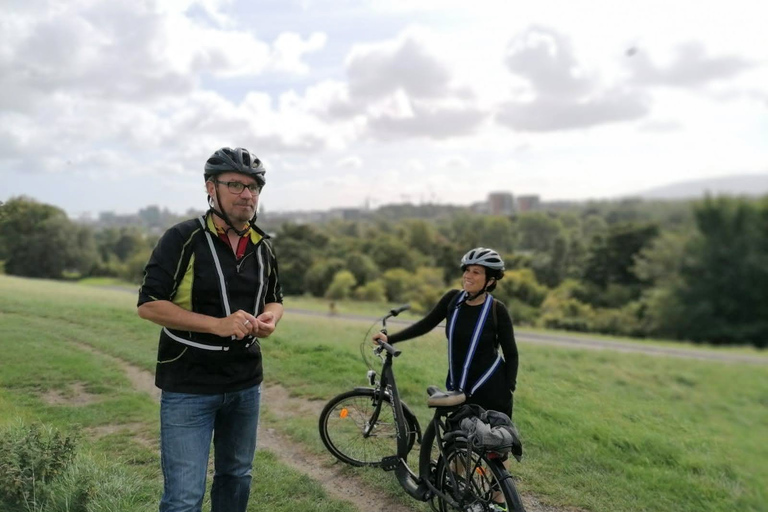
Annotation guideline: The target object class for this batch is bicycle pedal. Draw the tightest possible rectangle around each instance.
[380,455,400,471]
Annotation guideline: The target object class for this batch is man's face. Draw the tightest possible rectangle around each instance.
[207,171,260,226]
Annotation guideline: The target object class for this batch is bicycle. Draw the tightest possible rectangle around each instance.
[318,305,526,512]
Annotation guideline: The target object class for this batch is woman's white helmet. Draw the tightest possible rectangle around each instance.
[460,247,505,271]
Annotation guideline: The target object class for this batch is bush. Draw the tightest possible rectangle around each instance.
[354,280,387,302]
[506,298,540,326]
[495,268,548,308]
[538,294,595,332]
[123,249,152,284]
[381,268,411,302]
[325,270,356,300]
[0,422,78,508]
[0,422,156,512]
[591,302,646,337]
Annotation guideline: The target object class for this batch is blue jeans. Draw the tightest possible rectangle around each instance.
[159,384,261,512]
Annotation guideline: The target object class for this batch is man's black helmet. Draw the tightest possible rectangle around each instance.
[204,147,266,187]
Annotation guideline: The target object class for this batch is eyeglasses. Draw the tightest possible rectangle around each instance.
[214,180,261,195]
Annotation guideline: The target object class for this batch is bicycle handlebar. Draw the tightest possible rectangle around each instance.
[375,340,401,357]
[387,304,411,318]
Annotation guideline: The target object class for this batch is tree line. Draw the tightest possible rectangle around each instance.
[1,195,766,348]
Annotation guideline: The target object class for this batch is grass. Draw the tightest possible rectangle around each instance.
[263,314,768,512]
[0,275,361,512]
[2,274,767,511]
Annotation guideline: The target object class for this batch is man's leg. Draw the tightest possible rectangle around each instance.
[159,391,220,512]
[210,384,261,512]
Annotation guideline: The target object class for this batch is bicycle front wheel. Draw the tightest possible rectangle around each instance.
[319,388,414,467]
[435,441,525,512]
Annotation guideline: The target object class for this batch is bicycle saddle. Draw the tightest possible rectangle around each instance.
[426,386,467,407]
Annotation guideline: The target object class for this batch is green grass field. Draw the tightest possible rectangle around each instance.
[2,274,767,511]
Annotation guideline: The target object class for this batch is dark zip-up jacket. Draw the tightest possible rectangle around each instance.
[138,214,283,394]
[387,290,518,416]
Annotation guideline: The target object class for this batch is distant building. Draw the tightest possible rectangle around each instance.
[516,195,540,212]
[487,192,515,215]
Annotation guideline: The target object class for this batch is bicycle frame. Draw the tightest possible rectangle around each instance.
[374,339,477,510]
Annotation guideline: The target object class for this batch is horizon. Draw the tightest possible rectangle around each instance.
[8,170,761,220]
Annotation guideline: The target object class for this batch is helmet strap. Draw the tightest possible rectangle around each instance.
[208,188,251,237]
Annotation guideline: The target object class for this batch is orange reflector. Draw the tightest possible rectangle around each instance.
[475,467,487,476]
[339,408,349,418]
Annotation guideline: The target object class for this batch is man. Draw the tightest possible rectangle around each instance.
[137,147,283,512]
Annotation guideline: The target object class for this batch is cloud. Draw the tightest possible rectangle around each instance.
[305,31,488,139]
[0,0,325,110]
[627,42,753,88]
[496,26,650,132]
[0,0,335,181]
[336,155,363,169]
[638,119,684,133]
[503,26,593,99]
[269,32,327,74]
[497,88,650,132]
[346,35,453,100]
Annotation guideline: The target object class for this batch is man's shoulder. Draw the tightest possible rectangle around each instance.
[154,217,206,251]
[164,217,205,236]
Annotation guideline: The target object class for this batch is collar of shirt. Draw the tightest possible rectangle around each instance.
[205,213,262,259]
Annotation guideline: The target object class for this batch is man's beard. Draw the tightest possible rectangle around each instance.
[226,203,255,225]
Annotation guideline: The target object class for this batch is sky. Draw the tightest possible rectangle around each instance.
[1,0,767,218]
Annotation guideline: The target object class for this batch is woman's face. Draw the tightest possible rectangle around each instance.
[462,265,488,295]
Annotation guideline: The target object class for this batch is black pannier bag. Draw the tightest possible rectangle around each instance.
[445,404,523,462]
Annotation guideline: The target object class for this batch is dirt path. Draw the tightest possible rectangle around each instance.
[72,341,560,512]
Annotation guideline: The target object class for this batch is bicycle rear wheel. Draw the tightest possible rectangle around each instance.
[435,441,525,512]
[319,388,416,467]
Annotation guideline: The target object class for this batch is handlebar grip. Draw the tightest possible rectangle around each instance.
[376,340,402,358]
[389,304,411,317]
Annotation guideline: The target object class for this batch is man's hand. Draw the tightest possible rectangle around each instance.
[213,310,259,340]
[251,310,277,338]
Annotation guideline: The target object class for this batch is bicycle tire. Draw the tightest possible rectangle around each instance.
[435,441,526,512]
[319,388,417,467]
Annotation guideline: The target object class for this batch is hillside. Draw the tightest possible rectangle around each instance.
[632,173,768,200]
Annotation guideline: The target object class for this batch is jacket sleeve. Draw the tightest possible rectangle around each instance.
[496,303,519,392]
[387,290,458,344]
[137,226,188,307]
[263,240,283,304]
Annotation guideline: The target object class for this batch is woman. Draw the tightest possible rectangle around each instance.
[372,247,518,418]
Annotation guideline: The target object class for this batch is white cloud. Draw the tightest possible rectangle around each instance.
[496,26,650,132]
[269,32,327,74]
[336,155,363,169]
[627,42,753,88]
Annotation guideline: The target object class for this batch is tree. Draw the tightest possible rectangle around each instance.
[345,252,379,286]
[367,235,424,272]
[0,197,98,279]
[381,268,411,302]
[325,270,357,300]
[272,223,330,295]
[514,213,564,253]
[304,258,345,297]
[667,197,768,347]
[582,222,659,305]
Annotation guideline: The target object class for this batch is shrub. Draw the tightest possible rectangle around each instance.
[354,280,387,302]
[325,270,356,300]
[0,422,78,508]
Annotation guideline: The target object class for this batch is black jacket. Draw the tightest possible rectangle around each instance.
[138,214,282,394]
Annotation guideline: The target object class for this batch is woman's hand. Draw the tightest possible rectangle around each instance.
[371,332,388,345]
